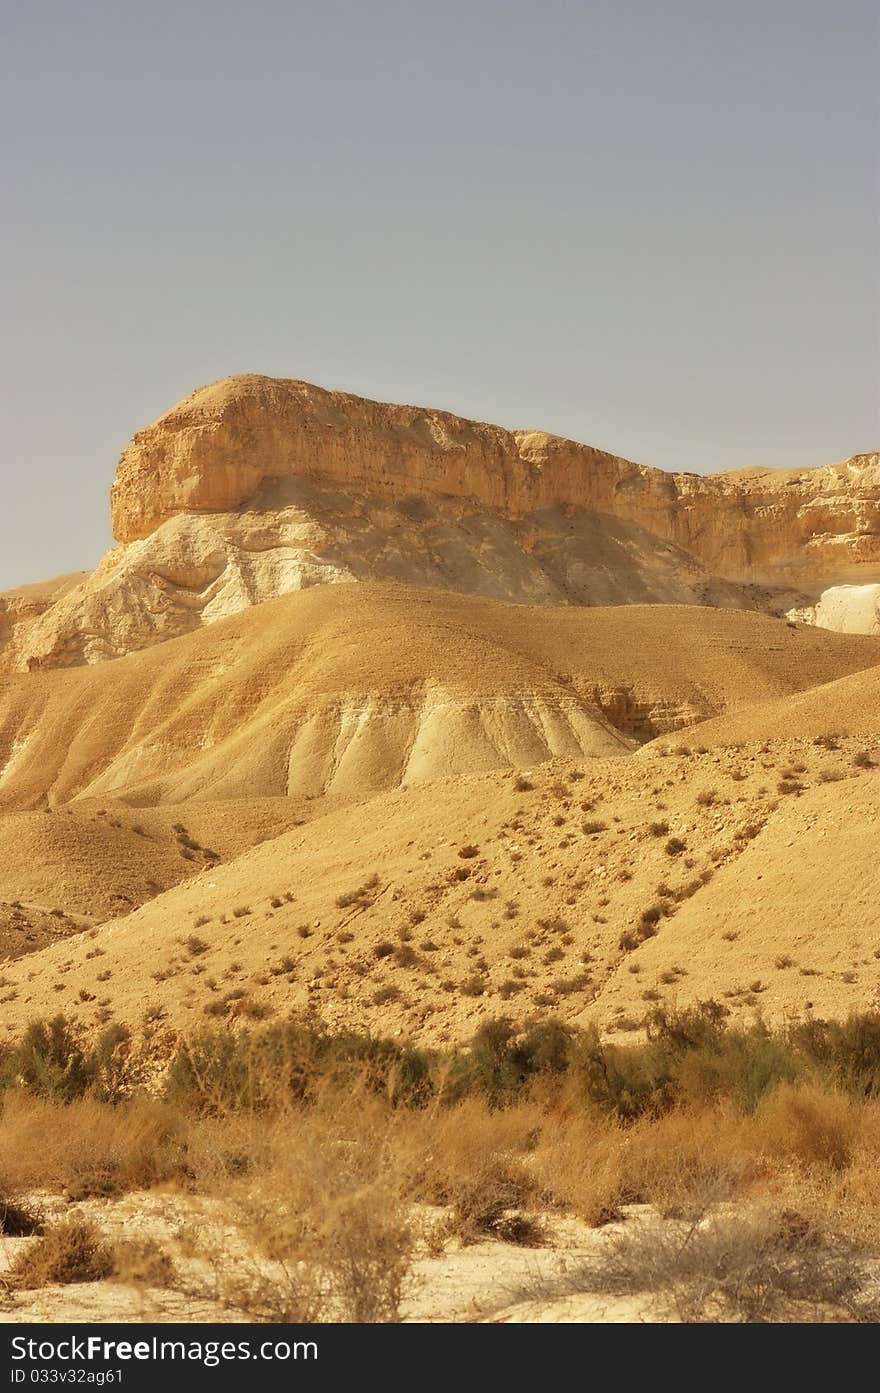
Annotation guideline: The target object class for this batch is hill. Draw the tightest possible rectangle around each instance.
[664,662,880,748]
[2,584,878,809]
[0,735,875,1043]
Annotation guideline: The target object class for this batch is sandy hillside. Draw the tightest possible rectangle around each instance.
[0,725,876,1045]
[0,367,878,1056]
[0,798,316,928]
[660,661,880,747]
[0,577,879,1041]
[1,583,878,811]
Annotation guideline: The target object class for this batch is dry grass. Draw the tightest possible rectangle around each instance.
[528,1102,749,1226]
[168,1093,416,1321]
[0,1192,44,1237]
[0,1091,188,1198]
[2,1082,880,1318]
[335,874,381,910]
[111,1236,177,1289]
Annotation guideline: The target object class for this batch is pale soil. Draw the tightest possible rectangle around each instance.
[670,659,880,746]
[0,798,321,925]
[0,1192,673,1324]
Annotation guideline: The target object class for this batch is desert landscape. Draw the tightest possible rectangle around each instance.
[0,376,879,1324]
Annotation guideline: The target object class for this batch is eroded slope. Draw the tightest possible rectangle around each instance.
[2,585,878,809]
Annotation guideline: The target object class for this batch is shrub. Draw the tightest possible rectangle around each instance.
[112,1237,175,1289]
[574,1027,675,1121]
[392,945,419,969]
[372,986,401,1006]
[0,1017,131,1103]
[460,975,487,998]
[566,1207,874,1322]
[234,998,273,1022]
[9,1218,114,1288]
[498,979,522,1000]
[777,777,804,796]
[0,1193,44,1236]
[442,1018,575,1104]
[448,1159,540,1245]
[335,874,381,909]
[754,1084,858,1171]
[791,1014,880,1098]
[165,1023,432,1114]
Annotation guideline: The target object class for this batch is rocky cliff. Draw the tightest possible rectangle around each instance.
[110,375,880,585]
[3,375,878,669]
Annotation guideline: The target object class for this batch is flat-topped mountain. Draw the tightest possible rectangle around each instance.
[2,374,878,670]
[111,375,880,587]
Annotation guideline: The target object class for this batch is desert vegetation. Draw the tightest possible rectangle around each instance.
[1,1005,880,1320]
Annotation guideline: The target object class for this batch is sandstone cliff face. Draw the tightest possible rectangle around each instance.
[111,375,880,588]
[3,375,878,671]
[1,486,771,671]
[0,574,89,665]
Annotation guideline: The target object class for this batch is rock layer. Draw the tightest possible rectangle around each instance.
[794,583,880,635]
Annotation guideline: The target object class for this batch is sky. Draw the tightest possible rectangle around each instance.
[1,0,878,588]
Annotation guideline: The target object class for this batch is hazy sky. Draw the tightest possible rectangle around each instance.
[2,0,877,588]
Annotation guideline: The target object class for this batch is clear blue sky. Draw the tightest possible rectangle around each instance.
[2,0,877,588]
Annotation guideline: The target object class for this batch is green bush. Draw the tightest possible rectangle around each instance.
[0,1017,131,1102]
[165,1021,432,1113]
[791,1014,880,1098]
[7,1007,880,1124]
